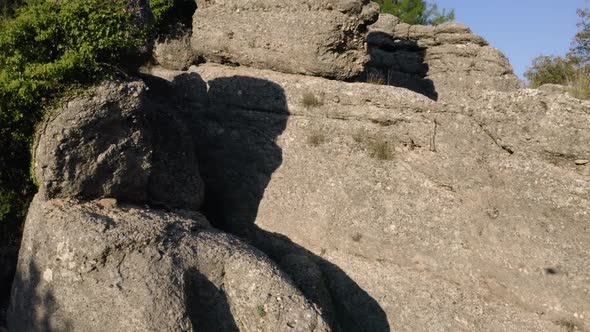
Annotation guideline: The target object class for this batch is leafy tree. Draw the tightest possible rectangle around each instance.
[524,5,590,99]
[571,7,590,64]
[0,0,149,247]
[373,0,455,25]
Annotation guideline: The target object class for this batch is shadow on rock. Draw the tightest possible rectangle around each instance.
[185,268,240,332]
[362,31,438,101]
[8,259,72,331]
[157,73,391,331]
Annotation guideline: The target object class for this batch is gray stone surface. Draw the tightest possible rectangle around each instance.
[153,34,195,70]
[8,196,329,332]
[10,76,330,331]
[154,64,590,331]
[34,80,204,210]
[191,0,379,80]
[365,14,520,99]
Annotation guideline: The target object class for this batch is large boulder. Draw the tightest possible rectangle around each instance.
[153,35,195,70]
[8,196,329,332]
[157,64,590,331]
[191,0,380,80]
[10,77,331,331]
[34,80,204,210]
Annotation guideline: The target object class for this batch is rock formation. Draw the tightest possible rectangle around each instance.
[148,63,590,331]
[9,80,330,332]
[191,0,380,80]
[365,14,520,99]
[6,3,590,332]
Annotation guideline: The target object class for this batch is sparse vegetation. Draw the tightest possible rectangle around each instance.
[0,0,150,267]
[256,305,266,317]
[367,72,386,85]
[524,56,578,88]
[554,318,581,332]
[524,5,590,100]
[351,233,363,242]
[301,91,324,108]
[568,70,590,100]
[353,129,394,160]
[352,128,368,143]
[307,127,327,147]
[368,134,393,160]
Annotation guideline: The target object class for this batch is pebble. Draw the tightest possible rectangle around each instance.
[574,159,589,165]
[98,198,118,207]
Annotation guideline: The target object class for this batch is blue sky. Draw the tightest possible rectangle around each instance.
[436,0,583,78]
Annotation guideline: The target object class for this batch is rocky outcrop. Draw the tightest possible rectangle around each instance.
[147,63,589,331]
[9,80,330,332]
[191,0,380,80]
[365,14,520,99]
[34,80,204,210]
[10,197,329,332]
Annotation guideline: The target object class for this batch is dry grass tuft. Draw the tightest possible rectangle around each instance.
[302,91,323,108]
[568,72,590,100]
[307,127,327,147]
[353,129,393,160]
[366,73,386,85]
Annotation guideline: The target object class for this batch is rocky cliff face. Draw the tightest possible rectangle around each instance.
[147,64,590,331]
[6,1,590,332]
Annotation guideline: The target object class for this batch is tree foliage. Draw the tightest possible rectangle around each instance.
[149,0,196,35]
[524,5,590,98]
[373,0,455,25]
[571,7,590,65]
[0,0,148,245]
[523,55,578,88]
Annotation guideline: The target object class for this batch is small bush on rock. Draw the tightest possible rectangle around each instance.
[307,127,327,147]
[302,92,324,108]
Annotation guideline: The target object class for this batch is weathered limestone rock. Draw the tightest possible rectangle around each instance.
[10,77,331,331]
[9,196,329,332]
[155,64,590,332]
[34,80,204,210]
[365,13,520,99]
[538,83,567,95]
[191,0,380,80]
[153,35,195,70]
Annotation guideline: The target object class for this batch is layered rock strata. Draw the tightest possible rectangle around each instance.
[366,14,521,99]
[191,0,380,80]
[148,63,589,331]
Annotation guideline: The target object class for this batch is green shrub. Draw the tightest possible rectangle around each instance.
[0,0,149,246]
[524,55,578,88]
[149,0,196,35]
[150,0,174,27]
